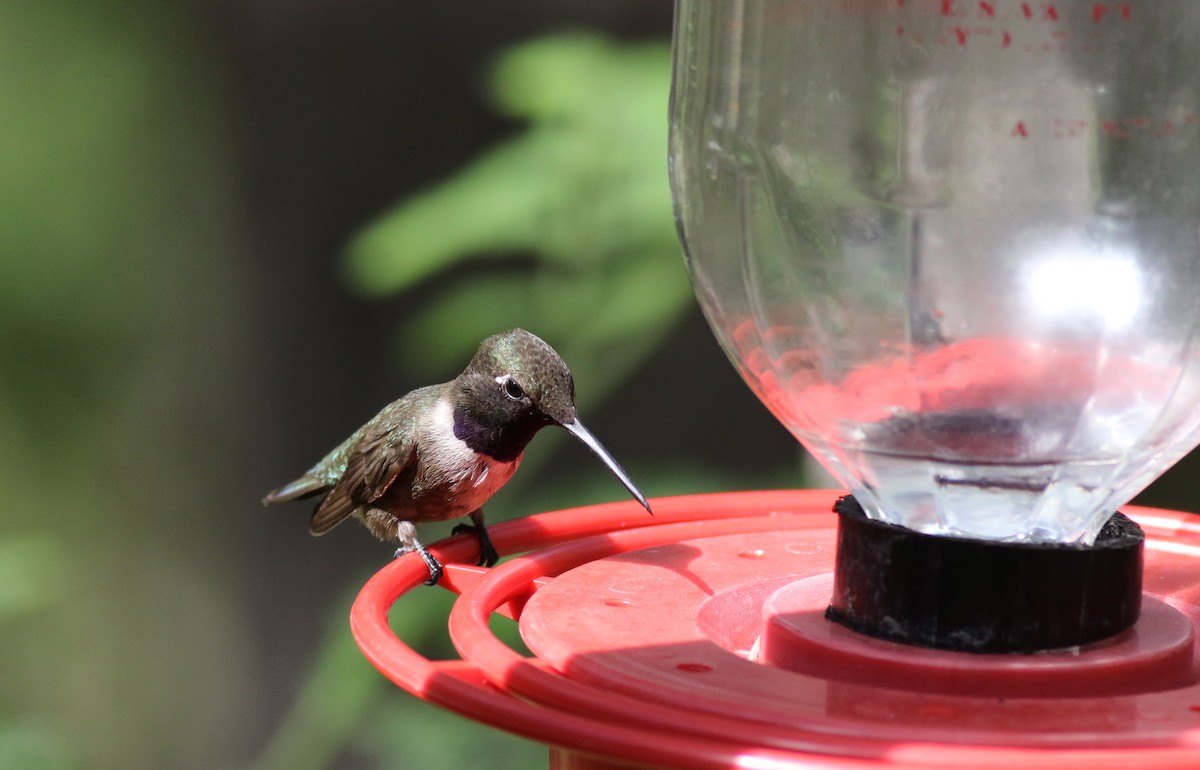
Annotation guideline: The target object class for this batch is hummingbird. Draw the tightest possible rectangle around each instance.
[263,328,651,585]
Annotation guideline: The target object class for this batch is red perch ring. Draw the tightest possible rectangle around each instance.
[351,490,1200,769]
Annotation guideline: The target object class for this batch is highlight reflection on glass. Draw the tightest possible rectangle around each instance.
[1022,243,1141,333]
[670,1,1200,543]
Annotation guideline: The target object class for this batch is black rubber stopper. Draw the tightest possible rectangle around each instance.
[825,495,1144,653]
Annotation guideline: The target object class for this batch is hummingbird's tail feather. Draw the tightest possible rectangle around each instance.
[262,476,328,506]
[263,472,357,537]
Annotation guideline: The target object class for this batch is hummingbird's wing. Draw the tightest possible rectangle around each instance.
[308,399,418,536]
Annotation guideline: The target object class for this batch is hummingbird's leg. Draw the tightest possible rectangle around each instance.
[451,509,500,567]
[394,520,444,586]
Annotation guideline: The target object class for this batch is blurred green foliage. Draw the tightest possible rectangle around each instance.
[346,32,689,410]
[0,541,71,770]
[1,1,249,769]
[0,537,65,621]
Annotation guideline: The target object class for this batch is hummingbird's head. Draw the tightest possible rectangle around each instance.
[463,328,578,428]
[456,329,651,513]
[452,330,579,462]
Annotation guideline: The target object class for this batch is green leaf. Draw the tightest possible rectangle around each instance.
[345,32,678,303]
[0,536,65,622]
[0,720,78,770]
[346,138,558,294]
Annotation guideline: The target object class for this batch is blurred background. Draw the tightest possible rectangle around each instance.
[3,1,1198,769]
[1,1,802,768]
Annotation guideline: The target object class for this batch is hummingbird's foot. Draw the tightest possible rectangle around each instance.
[416,542,444,586]
[451,524,500,568]
[394,520,443,585]
[452,511,500,567]
[394,542,444,586]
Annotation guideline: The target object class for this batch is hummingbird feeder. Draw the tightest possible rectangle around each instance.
[352,1,1200,767]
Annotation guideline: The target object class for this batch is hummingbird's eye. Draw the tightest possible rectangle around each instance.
[500,377,525,401]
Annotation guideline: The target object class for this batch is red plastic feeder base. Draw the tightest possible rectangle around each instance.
[351,490,1200,769]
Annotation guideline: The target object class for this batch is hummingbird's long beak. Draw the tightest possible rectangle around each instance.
[562,420,652,514]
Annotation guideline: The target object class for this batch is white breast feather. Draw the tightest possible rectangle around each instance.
[423,398,520,510]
